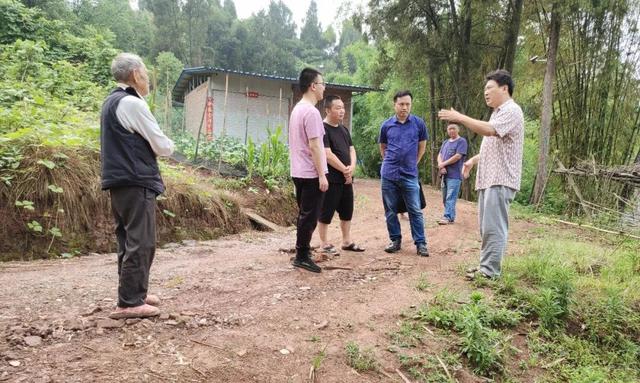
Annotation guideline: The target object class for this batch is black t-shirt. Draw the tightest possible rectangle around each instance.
[323,122,353,183]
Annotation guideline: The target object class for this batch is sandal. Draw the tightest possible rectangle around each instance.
[321,245,339,255]
[341,243,365,252]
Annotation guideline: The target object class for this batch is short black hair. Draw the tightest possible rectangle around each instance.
[393,90,413,102]
[323,94,341,109]
[486,69,514,96]
[299,67,322,94]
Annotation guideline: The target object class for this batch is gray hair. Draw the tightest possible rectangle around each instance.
[111,53,144,82]
[447,123,460,131]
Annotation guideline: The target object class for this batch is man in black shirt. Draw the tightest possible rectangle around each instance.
[317,95,365,254]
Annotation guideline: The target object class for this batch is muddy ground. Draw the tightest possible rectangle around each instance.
[0,178,537,382]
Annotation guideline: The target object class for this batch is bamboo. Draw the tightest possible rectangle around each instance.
[531,4,560,205]
[556,159,591,217]
[552,219,640,240]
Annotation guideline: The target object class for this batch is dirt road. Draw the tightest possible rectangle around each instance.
[0,179,529,382]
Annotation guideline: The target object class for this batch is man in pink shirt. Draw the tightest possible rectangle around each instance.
[438,70,524,280]
[289,67,329,273]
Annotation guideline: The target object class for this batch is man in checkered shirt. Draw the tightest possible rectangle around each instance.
[438,70,524,280]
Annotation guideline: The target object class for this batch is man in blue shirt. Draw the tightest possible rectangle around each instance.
[378,90,429,256]
[437,124,468,224]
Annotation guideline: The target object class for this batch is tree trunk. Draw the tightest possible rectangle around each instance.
[429,68,439,187]
[500,0,524,73]
[531,4,561,206]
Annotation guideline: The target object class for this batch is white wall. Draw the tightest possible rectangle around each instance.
[184,81,208,138]
[209,74,293,144]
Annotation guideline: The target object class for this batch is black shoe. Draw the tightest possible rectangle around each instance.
[292,257,321,273]
[417,243,429,257]
[384,239,401,253]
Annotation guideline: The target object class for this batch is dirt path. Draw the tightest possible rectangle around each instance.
[0,179,532,382]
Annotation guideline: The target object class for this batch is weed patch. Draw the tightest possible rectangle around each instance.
[345,341,378,372]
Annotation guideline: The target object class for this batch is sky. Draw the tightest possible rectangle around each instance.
[234,0,367,33]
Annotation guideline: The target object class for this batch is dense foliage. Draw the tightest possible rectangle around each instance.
[0,1,251,260]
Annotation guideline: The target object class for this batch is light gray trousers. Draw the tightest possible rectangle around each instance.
[478,185,516,277]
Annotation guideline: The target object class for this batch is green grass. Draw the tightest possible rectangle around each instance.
[415,272,431,291]
[345,341,378,372]
[391,223,640,382]
[398,351,460,383]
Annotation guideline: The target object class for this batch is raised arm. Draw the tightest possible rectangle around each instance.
[438,108,496,137]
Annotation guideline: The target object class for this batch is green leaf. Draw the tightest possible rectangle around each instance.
[53,152,69,160]
[60,252,74,259]
[47,184,63,193]
[37,159,56,169]
[15,200,35,211]
[33,95,45,105]
[27,220,43,232]
[1,175,13,186]
[48,227,62,237]
[162,209,176,218]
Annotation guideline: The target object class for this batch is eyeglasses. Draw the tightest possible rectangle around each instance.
[314,82,326,86]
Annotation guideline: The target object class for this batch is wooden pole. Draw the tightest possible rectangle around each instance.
[279,87,283,127]
[181,102,186,133]
[222,73,229,136]
[193,78,210,163]
[244,86,249,145]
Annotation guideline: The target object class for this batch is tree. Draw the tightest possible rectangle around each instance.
[222,0,236,19]
[498,0,525,73]
[183,0,212,66]
[154,51,183,132]
[531,2,560,206]
[368,0,509,188]
[20,0,71,19]
[243,1,298,76]
[73,0,155,57]
[300,0,330,65]
[550,0,640,212]
[141,0,187,62]
[300,0,323,50]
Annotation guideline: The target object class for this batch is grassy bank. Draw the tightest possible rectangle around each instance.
[0,141,296,261]
[391,218,640,382]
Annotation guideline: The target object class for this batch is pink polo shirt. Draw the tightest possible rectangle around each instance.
[288,102,328,178]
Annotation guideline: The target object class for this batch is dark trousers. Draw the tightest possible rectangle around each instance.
[110,186,157,308]
[292,177,324,258]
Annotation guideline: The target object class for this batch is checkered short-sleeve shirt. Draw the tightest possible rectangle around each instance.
[475,99,524,191]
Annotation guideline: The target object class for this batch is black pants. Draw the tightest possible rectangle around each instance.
[110,186,157,308]
[293,177,324,258]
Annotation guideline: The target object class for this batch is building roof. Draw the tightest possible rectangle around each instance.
[172,66,380,103]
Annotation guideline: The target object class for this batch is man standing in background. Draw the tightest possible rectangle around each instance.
[438,70,524,280]
[437,124,467,224]
[317,95,364,255]
[101,53,174,319]
[378,90,429,257]
[288,67,328,273]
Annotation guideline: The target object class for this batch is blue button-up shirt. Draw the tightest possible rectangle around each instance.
[378,114,429,180]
